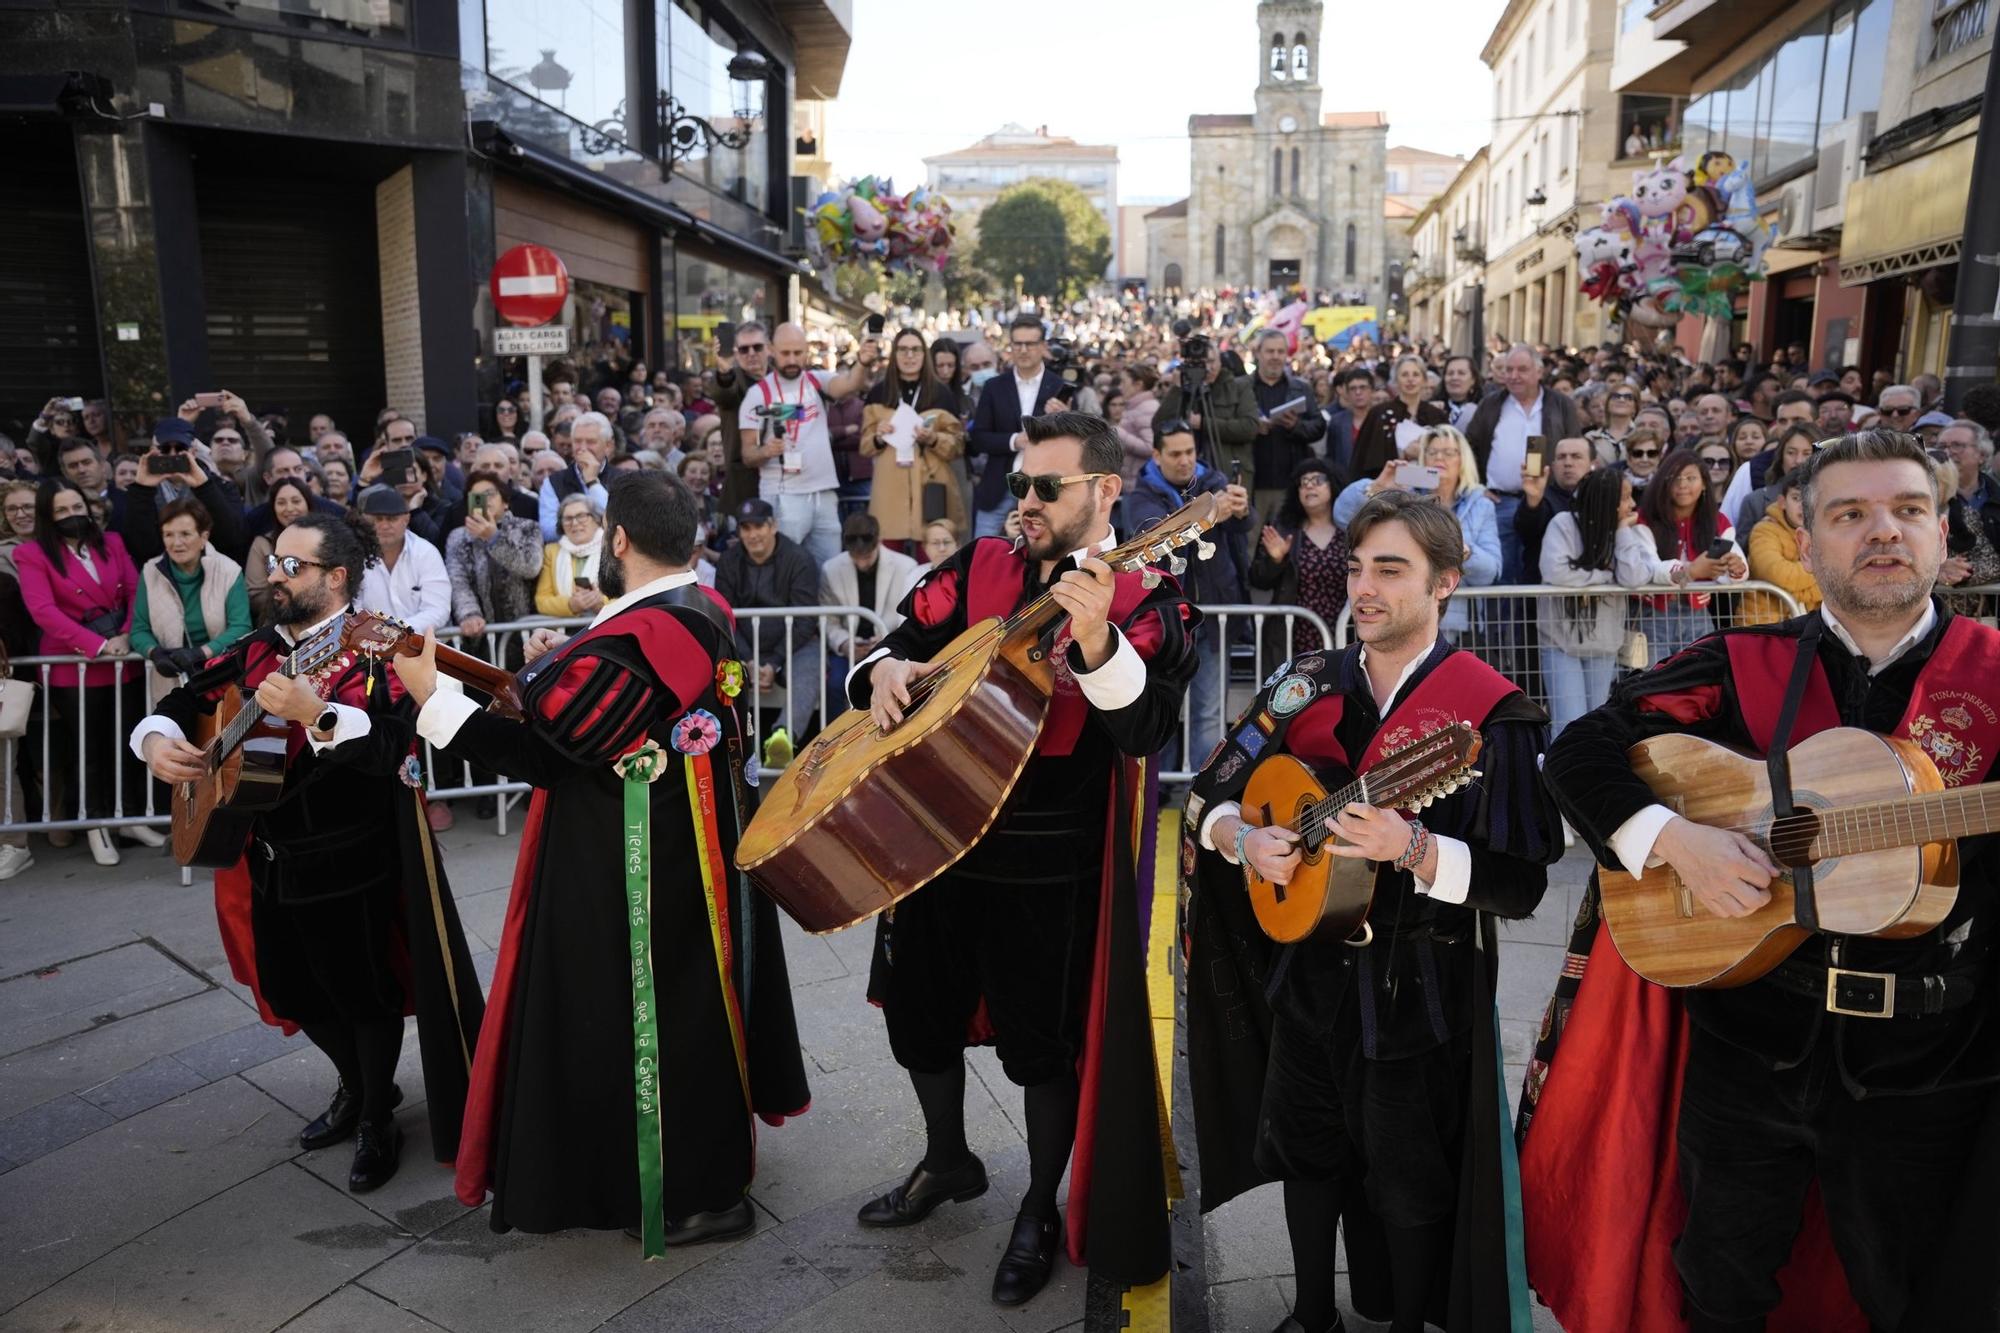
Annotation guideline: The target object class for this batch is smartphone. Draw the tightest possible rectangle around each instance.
[63,397,86,412]
[574,576,594,591]
[377,448,415,486]
[1704,537,1733,560]
[193,392,225,410]
[864,313,887,336]
[716,321,737,350]
[1230,459,1244,486]
[153,452,190,475]
[1396,462,1443,491]
[1524,453,1545,479]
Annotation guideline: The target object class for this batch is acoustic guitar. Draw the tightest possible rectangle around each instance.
[1598,727,1969,988]
[1239,723,1484,943]
[737,496,1219,934]
[172,611,525,868]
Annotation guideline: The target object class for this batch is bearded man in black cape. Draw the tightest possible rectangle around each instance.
[135,512,484,1193]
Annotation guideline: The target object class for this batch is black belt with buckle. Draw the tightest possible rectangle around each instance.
[1765,957,1981,1019]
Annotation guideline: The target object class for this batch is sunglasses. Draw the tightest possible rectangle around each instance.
[265,554,327,577]
[1703,457,1733,470]
[1627,447,1662,459]
[736,342,766,353]
[1006,471,1107,502]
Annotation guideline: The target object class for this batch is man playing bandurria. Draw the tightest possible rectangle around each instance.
[1522,429,2000,1330]
[399,472,809,1255]
[848,411,1196,1305]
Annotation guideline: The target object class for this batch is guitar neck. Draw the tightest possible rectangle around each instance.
[415,636,526,719]
[1814,783,2000,858]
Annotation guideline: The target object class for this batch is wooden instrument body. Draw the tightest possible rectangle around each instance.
[172,686,290,868]
[1599,728,1960,988]
[736,616,1054,933]
[1240,754,1377,943]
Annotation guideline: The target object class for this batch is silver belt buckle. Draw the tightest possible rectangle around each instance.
[1825,966,1896,1019]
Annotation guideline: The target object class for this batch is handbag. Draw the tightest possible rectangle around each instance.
[1617,627,1651,671]
[0,645,35,740]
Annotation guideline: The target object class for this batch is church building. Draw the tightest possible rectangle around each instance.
[1145,0,1389,305]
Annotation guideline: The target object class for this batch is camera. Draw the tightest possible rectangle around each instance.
[1171,318,1211,401]
[1045,339,1089,406]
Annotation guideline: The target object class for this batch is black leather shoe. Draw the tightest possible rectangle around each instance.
[299,1082,403,1151]
[662,1197,756,1246]
[991,1211,1061,1306]
[856,1155,989,1228]
[348,1117,403,1192]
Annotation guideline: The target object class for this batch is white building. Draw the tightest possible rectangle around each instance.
[1407,148,1492,351]
[923,125,1121,276]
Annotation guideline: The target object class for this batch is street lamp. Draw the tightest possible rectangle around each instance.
[661,50,770,161]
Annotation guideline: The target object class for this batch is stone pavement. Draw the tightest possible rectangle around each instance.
[0,815,1583,1333]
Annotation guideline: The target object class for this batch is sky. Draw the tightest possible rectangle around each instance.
[825,0,1499,204]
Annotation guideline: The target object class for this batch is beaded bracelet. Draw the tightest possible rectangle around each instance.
[1392,820,1430,873]
[1233,820,1256,867]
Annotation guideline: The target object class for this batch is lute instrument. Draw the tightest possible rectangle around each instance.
[737,496,1219,933]
[1239,724,1484,943]
[172,611,526,868]
[1598,727,1968,988]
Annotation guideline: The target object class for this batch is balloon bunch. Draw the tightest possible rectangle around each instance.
[804,177,956,275]
[1572,153,1776,327]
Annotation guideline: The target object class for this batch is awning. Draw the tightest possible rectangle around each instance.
[1761,245,1825,277]
[1838,132,1977,287]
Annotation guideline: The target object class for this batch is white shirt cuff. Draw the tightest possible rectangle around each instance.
[1069,625,1145,712]
[417,690,481,750]
[130,715,184,762]
[1199,799,1242,860]
[846,646,894,705]
[1415,833,1472,903]
[305,701,371,753]
[1608,803,1679,877]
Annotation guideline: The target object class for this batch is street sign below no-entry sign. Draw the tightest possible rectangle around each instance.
[490,244,570,327]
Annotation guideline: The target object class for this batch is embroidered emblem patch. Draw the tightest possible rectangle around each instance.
[1215,750,1247,784]
[1198,738,1226,772]
[1184,792,1207,826]
[1262,659,1292,688]
[1234,725,1267,759]
[1181,836,1198,879]
[714,659,745,700]
[1294,654,1327,674]
[1269,674,1315,717]
[399,755,424,789]
[1909,712,1983,787]
[743,758,760,788]
[671,709,721,756]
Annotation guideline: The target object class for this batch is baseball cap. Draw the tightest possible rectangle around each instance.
[357,485,407,516]
[1915,410,1955,430]
[736,498,775,524]
[413,434,451,455]
[153,418,196,445]
[1807,370,1841,387]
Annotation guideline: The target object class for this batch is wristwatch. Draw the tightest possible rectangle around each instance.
[313,706,339,736]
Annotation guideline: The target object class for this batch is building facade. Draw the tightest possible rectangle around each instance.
[1407,148,1493,351]
[922,125,1120,277]
[1481,0,1621,350]
[1146,0,1389,302]
[0,0,850,441]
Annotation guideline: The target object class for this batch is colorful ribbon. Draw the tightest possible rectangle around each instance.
[615,741,668,1259]
[685,750,752,1110]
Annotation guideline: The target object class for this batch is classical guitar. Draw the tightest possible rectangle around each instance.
[1598,727,1969,988]
[172,616,350,868]
[172,612,527,868]
[1239,724,1484,944]
[737,496,1219,934]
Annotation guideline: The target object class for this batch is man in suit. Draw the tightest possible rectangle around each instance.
[968,313,1075,539]
[1463,343,1583,582]
[817,511,920,707]
[1321,367,1376,479]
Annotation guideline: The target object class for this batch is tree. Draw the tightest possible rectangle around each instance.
[971,176,1112,300]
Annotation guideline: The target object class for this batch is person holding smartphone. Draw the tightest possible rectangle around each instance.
[1635,446,1747,660]
[535,494,607,618]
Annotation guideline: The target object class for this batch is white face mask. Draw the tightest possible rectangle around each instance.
[970,368,998,390]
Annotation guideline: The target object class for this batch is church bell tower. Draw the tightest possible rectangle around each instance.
[1254,0,1324,137]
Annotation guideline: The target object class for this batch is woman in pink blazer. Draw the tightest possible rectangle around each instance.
[13,481,153,861]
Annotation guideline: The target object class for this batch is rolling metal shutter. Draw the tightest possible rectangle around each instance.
[0,131,102,437]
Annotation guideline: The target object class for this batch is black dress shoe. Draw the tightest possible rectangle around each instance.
[991,1211,1061,1306]
[348,1117,403,1192]
[661,1197,757,1246]
[299,1082,404,1151]
[856,1155,989,1228]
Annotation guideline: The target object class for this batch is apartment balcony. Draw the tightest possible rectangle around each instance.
[1618,0,1794,93]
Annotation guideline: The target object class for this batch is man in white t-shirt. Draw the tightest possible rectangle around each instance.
[736,322,880,565]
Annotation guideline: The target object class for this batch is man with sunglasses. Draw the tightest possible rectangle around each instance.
[847,412,1196,1307]
[132,511,484,1198]
[1876,384,1922,436]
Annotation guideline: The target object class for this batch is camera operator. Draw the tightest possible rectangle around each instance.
[124,418,249,565]
[1045,340,1100,416]
[1155,327,1258,492]
[1242,328,1325,525]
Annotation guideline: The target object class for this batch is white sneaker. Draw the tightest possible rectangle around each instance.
[120,823,167,849]
[0,844,33,880]
[86,828,120,866]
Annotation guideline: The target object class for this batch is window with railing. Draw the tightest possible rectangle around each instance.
[1930,0,1989,60]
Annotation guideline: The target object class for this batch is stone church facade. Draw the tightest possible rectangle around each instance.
[1147,0,1388,305]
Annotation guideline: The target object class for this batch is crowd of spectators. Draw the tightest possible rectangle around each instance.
[4,285,1999,882]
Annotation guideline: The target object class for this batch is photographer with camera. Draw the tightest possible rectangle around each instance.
[1155,326,1258,491]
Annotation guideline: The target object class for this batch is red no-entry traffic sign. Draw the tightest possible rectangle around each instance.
[490,244,570,327]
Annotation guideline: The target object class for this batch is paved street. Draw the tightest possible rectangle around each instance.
[0,814,1581,1333]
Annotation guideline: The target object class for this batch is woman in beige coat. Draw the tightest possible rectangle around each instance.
[864,328,966,547]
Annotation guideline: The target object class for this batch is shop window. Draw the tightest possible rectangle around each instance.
[173,0,406,38]
[1617,95,1684,159]
[487,0,628,141]
[1760,11,1827,178]
[673,251,772,371]
[660,0,772,212]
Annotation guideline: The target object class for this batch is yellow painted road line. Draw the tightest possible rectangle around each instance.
[1120,806,1184,1333]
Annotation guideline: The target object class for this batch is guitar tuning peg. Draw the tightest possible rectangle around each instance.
[1141,567,1162,589]
[1196,538,1217,561]
[1168,553,1187,576]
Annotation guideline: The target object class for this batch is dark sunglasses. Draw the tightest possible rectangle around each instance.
[735,341,766,354]
[1703,457,1733,470]
[265,554,327,577]
[1154,417,1192,437]
[1627,447,1662,459]
[1006,471,1107,502]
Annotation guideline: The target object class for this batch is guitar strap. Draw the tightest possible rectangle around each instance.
[1768,616,1826,932]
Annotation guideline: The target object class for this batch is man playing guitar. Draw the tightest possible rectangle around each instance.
[1526,429,2000,1330]
[1185,491,1562,1333]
